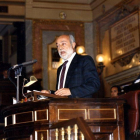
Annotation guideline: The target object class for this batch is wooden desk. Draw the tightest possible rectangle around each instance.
[2,98,125,140]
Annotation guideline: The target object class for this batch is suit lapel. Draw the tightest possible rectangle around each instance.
[65,54,79,87]
[56,65,62,90]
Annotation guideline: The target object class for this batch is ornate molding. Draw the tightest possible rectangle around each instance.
[116,54,135,66]
[32,19,84,26]
[111,49,140,66]
[105,65,140,85]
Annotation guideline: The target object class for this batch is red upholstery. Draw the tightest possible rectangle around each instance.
[118,90,140,134]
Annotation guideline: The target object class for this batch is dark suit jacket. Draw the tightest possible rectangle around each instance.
[56,54,100,98]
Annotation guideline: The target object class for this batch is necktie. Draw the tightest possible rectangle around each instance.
[59,61,68,89]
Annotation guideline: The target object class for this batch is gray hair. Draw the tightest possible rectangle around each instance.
[69,35,75,46]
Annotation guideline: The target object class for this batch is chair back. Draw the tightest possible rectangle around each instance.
[118,90,140,134]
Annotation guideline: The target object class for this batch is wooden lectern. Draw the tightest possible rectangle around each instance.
[2,93,125,140]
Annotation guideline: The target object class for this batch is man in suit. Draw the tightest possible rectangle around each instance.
[42,35,100,98]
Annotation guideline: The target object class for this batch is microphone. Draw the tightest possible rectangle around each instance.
[12,59,37,69]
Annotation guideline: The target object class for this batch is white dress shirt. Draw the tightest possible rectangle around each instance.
[58,52,76,89]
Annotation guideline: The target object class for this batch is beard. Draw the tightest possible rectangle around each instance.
[59,46,74,60]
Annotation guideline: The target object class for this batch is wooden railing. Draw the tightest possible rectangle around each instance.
[50,117,96,140]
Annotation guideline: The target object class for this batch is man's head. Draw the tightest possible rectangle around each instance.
[111,85,121,97]
[3,69,8,79]
[56,35,76,60]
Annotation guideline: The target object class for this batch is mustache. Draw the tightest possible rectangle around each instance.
[59,50,65,52]
[59,50,66,54]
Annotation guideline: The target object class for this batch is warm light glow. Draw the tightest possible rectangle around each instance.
[58,58,64,66]
[96,54,104,63]
[24,76,37,87]
[118,50,122,55]
[129,65,132,68]
[76,46,85,54]
[132,58,135,63]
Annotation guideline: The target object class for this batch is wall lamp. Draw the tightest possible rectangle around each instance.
[76,46,87,55]
[96,54,105,75]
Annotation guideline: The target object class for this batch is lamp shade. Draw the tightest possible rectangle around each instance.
[76,46,85,54]
[24,76,37,87]
[96,54,104,63]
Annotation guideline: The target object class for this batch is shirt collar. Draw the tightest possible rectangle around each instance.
[64,52,76,63]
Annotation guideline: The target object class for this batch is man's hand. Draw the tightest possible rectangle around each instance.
[41,90,50,94]
[55,88,71,96]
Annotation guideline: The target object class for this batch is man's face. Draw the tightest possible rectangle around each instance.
[111,87,118,97]
[3,70,8,78]
[56,35,75,60]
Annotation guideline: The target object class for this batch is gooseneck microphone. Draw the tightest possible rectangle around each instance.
[12,59,37,69]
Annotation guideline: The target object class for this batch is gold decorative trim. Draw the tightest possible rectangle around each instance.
[14,111,34,125]
[6,111,34,126]
[5,115,13,127]
[34,109,48,121]
[58,109,87,120]
[59,11,67,19]
[88,109,116,120]
[4,117,7,127]
[13,114,16,124]
[33,0,91,5]
[35,130,49,140]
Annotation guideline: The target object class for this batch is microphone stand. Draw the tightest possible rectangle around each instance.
[8,60,37,103]
[14,67,22,103]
